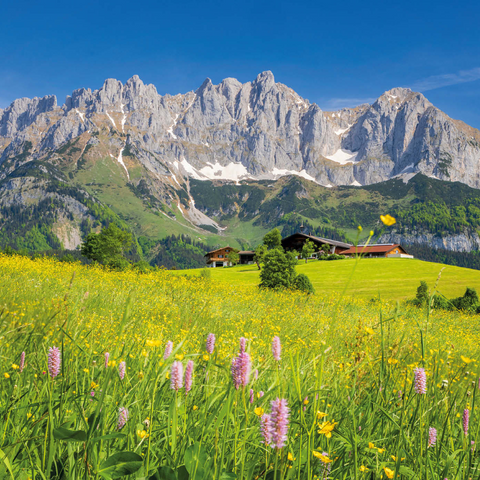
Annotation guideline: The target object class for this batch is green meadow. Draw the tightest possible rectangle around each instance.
[176,258,480,300]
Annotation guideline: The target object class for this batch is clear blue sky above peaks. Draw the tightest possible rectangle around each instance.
[1,0,479,128]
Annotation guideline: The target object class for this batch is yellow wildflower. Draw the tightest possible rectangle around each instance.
[192,405,198,411]
[90,381,99,389]
[316,411,328,419]
[318,420,337,438]
[12,364,19,370]
[254,407,264,417]
[384,467,394,479]
[203,354,210,361]
[175,353,184,361]
[4,373,10,379]
[380,214,396,226]
[312,451,332,463]
[287,452,294,461]
[360,465,368,472]
[365,327,375,335]
[461,355,474,364]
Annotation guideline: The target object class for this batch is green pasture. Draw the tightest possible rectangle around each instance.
[175,258,480,300]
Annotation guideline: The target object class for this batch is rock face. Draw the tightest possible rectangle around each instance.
[1,72,480,188]
[378,231,480,253]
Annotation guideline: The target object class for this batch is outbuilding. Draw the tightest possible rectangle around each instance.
[340,244,413,258]
[281,232,352,255]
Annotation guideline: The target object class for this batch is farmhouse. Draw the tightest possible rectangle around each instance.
[341,244,414,258]
[205,247,238,267]
[238,251,255,265]
[281,233,352,255]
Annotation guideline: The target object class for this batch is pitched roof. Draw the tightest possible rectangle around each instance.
[204,246,237,256]
[282,233,352,249]
[238,251,255,254]
[341,244,405,255]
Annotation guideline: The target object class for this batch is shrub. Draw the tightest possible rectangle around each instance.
[259,249,297,289]
[293,274,315,294]
[318,254,345,261]
[133,260,152,273]
[199,268,212,280]
[451,287,480,312]
[413,281,429,307]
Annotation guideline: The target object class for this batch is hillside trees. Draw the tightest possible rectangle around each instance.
[81,223,132,269]
[301,239,315,263]
[263,228,282,250]
[227,250,240,266]
[254,244,268,270]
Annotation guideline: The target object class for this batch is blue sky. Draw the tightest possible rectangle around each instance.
[1,0,479,127]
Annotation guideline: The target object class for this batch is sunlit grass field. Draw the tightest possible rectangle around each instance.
[176,258,480,300]
[1,253,480,479]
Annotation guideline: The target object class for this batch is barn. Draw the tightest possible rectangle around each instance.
[281,233,352,256]
[340,244,413,258]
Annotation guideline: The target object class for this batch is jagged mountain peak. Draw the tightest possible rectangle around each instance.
[1,71,480,192]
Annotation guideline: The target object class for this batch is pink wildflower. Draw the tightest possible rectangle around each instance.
[19,352,25,373]
[260,414,272,445]
[117,407,129,430]
[272,336,281,361]
[48,346,61,379]
[206,334,215,354]
[164,341,173,360]
[171,361,183,391]
[270,398,290,449]
[185,360,194,394]
[118,361,126,380]
[414,367,427,394]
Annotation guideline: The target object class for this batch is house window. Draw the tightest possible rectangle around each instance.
[219,255,223,258]
[395,250,398,253]
[226,249,229,253]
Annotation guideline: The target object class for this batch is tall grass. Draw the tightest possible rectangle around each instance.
[0,253,479,479]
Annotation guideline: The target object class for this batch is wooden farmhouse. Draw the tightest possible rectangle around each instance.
[340,244,413,258]
[281,233,352,257]
[238,251,255,265]
[204,247,238,268]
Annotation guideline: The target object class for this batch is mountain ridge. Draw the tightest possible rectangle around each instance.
[2,71,480,189]
[2,72,480,265]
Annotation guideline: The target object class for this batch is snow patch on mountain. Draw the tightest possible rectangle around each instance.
[106,111,116,129]
[271,168,317,183]
[325,149,358,164]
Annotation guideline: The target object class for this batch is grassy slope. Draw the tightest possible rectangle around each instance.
[175,258,480,300]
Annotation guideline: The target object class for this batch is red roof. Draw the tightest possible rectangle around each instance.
[341,244,405,255]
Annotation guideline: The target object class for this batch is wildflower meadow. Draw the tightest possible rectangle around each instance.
[1,253,480,479]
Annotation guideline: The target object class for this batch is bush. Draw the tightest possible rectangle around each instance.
[106,256,131,271]
[199,268,212,280]
[432,295,451,310]
[259,249,297,289]
[318,254,345,261]
[413,281,429,307]
[293,274,315,294]
[133,260,153,273]
[451,287,480,312]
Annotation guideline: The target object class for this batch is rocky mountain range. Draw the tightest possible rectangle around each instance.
[1,71,480,259]
[2,71,480,189]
